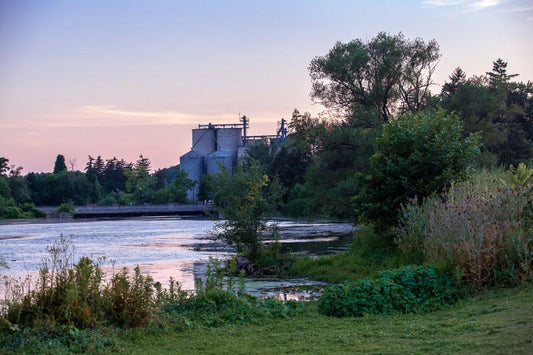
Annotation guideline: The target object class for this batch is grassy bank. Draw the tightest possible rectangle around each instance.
[288,225,403,283]
[110,285,532,354]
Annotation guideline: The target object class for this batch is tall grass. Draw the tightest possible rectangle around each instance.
[396,167,533,290]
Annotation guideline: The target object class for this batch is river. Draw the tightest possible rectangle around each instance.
[0,217,354,297]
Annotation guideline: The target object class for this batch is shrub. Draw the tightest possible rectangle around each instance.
[104,266,155,328]
[353,109,480,228]
[396,168,533,290]
[57,202,75,214]
[163,258,302,327]
[318,266,457,317]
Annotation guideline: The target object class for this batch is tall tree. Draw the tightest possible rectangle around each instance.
[486,58,518,87]
[443,61,532,167]
[125,155,155,204]
[441,67,466,99]
[53,154,67,174]
[0,157,9,177]
[309,32,440,123]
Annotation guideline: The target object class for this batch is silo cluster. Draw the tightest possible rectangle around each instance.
[179,117,287,201]
[180,125,243,200]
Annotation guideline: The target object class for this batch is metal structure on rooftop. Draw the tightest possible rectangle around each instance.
[179,115,287,200]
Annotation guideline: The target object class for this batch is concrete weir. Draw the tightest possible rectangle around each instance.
[36,203,214,218]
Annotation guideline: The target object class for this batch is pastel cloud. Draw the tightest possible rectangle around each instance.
[423,0,509,10]
[0,105,278,129]
[472,0,503,9]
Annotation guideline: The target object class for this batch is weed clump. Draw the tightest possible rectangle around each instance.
[164,258,303,327]
[318,265,457,317]
[396,167,533,290]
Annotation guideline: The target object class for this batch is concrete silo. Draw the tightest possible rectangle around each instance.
[179,150,204,200]
[192,128,216,155]
[216,128,241,152]
[215,127,241,167]
[207,150,233,175]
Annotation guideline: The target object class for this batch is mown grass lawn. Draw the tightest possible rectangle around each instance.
[110,286,533,354]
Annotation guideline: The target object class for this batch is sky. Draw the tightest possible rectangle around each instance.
[1,0,532,173]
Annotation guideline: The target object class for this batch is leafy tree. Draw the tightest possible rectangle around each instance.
[310,32,440,122]
[443,61,532,167]
[94,156,105,179]
[125,155,155,204]
[167,170,195,203]
[212,164,283,260]
[84,156,103,203]
[101,157,129,193]
[304,117,379,219]
[8,175,30,204]
[0,176,10,199]
[197,174,215,202]
[53,154,67,174]
[353,109,480,228]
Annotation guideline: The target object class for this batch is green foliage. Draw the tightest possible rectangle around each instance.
[310,32,440,121]
[318,266,457,317]
[53,154,67,174]
[442,61,533,167]
[166,169,195,203]
[290,225,401,283]
[57,202,75,214]
[106,266,155,328]
[353,109,480,227]
[125,155,156,204]
[164,259,302,328]
[212,163,283,260]
[396,168,533,290]
[282,185,309,218]
[26,171,93,206]
[304,116,380,219]
[0,157,10,177]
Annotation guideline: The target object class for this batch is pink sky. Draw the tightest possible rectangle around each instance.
[1,0,532,173]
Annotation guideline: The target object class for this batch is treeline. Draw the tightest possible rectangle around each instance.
[0,154,194,218]
[241,34,532,220]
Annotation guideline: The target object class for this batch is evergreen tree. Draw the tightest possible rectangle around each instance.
[486,58,518,87]
[53,154,67,174]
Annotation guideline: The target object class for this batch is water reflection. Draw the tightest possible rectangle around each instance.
[0,217,354,297]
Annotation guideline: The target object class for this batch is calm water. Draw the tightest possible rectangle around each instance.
[0,217,354,295]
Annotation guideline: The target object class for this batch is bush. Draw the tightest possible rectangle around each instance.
[396,168,533,290]
[57,202,75,214]
[318,266,457,317]
[353,109,480,228]
[164,258,302,327]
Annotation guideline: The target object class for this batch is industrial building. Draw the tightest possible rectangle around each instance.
[179,116,287,200]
